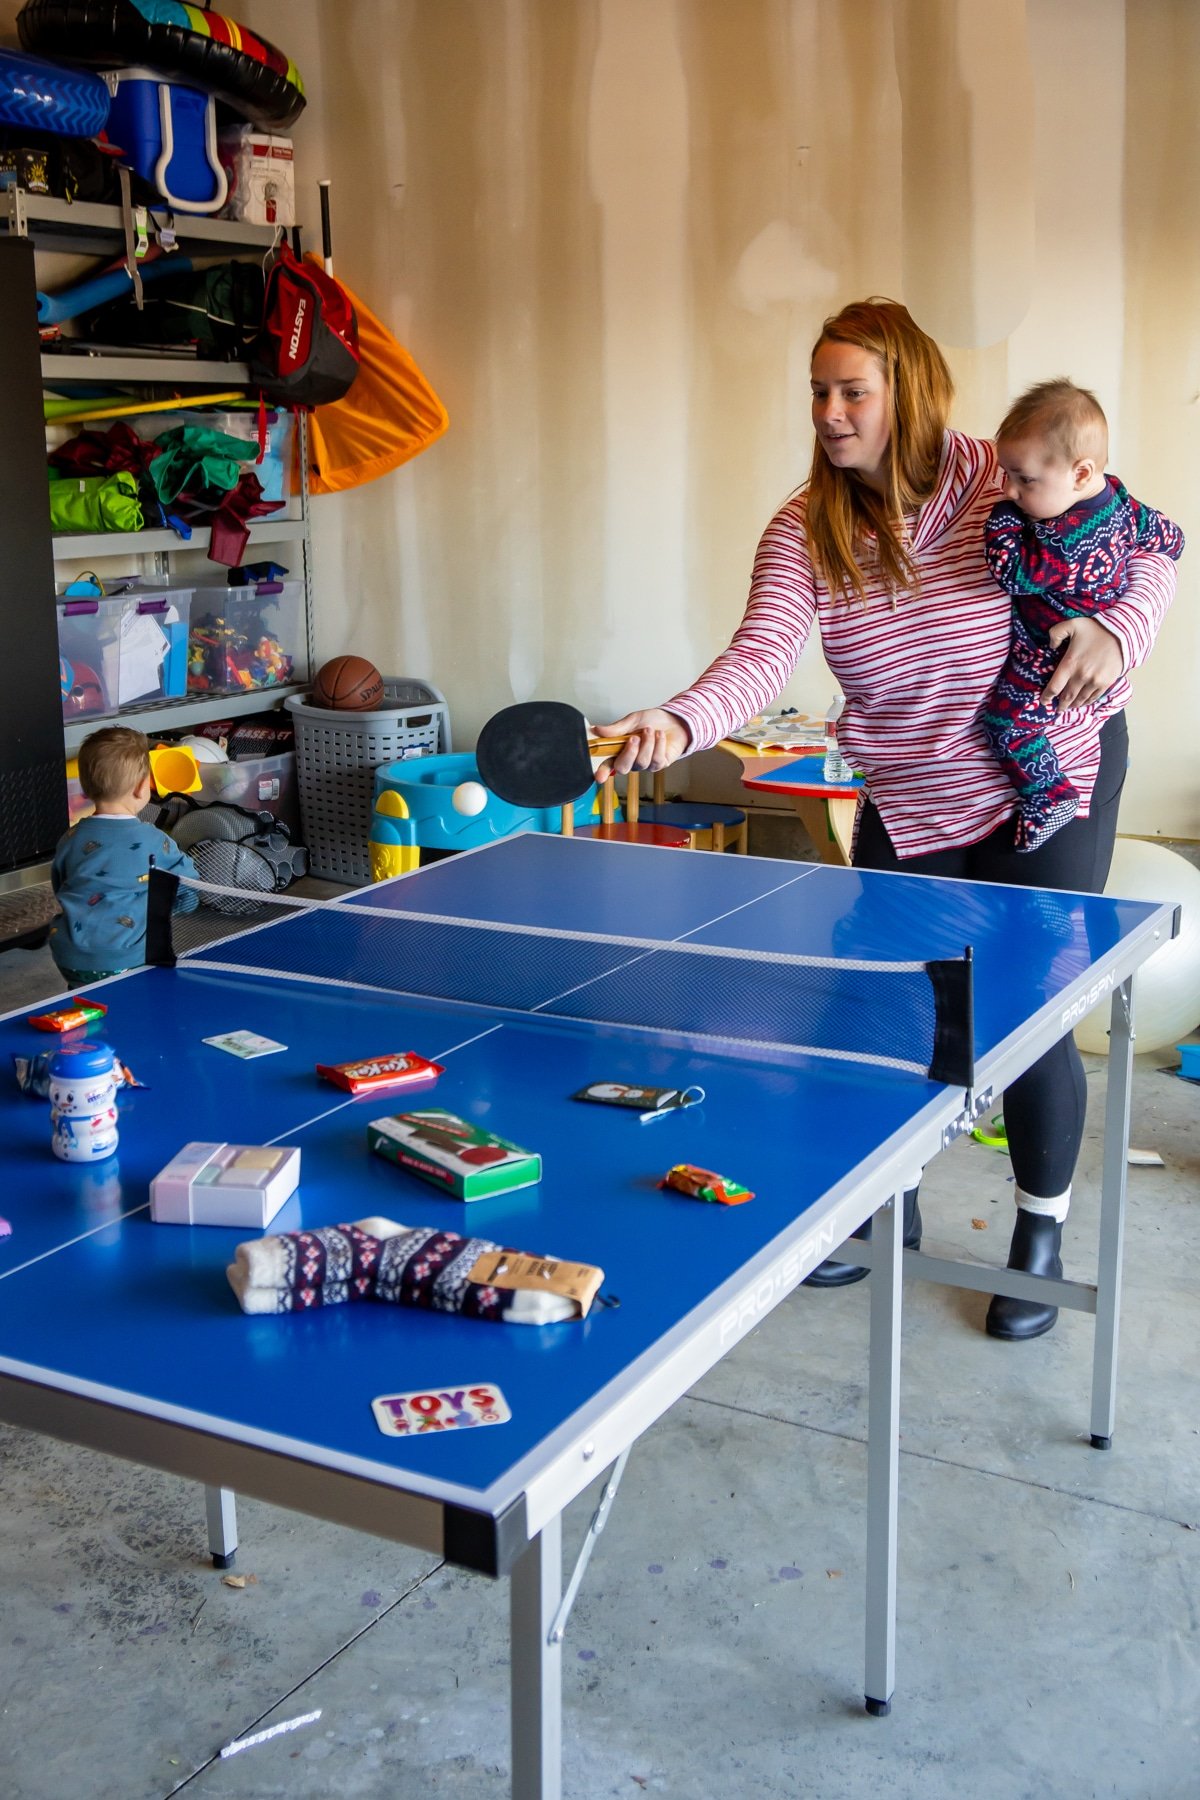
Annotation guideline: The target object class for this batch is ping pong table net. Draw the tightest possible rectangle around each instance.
[147,869,974,1090]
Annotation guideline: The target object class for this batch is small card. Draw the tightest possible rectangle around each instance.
[203,1030,288,1060]
[372,1383,511,1436]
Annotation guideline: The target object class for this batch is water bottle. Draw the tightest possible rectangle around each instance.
[48,1042,119,1163]
[823,695,853,784]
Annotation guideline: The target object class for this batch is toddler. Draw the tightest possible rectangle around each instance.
[50,726,198,986]
[982,378,1184,850]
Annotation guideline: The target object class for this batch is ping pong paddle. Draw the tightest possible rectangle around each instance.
[475,702,626,809]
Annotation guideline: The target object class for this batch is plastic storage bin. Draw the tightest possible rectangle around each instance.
[187,579,306,695]
[57,583,193,719]
[286,680,452,884]
[195,752,300,836]
[58,593,120,722]
[136,408,295,505]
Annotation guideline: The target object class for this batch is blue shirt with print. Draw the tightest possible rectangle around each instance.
[50,815,198,975]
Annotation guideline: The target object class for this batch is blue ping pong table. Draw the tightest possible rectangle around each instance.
[0,834,1177,1797]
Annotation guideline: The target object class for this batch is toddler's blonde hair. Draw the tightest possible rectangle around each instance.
[78,726,151,804]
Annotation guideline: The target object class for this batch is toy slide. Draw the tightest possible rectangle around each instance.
[37,253,194,327]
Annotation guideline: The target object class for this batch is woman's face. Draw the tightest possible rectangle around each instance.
[810,341,891,491]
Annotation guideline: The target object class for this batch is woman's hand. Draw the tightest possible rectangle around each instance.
[589,709,691,783]
[1041,615,1124,712]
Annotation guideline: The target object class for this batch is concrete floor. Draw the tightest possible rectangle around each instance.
[1,837,1198,1800]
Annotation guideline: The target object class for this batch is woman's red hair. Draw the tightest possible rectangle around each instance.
[806,297,953,602]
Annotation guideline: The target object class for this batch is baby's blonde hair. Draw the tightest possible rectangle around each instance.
[996,378,1108,468]
[77,726,151,803]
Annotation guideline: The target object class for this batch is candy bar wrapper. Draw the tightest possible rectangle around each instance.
[316,1051,444,1095]
[228,1219,603,1324]
[662,1164,754,1206]
[28,1002,107,1033]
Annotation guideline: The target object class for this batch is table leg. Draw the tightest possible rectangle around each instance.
[786,796,856,866]
[865,1190,903,1715]
[1090,978,1134,1450]
[204,1485,238,1569]
[510,1514,563,1800]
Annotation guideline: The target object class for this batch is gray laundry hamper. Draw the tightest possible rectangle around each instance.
[285,679,452,884]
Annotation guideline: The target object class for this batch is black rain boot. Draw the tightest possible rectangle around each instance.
[985,1210,1063,1340]
[806,1191,922,1288]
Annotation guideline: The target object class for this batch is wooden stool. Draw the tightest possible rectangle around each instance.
[574,820,692,847]
[625,771,749,852]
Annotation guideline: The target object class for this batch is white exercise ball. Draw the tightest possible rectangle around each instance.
[1075,839,1200,1055]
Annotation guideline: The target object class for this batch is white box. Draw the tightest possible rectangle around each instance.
[218,127,296,226]
[150,1142,300,1228]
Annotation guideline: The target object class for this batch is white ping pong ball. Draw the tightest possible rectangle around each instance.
[453,781,488,816]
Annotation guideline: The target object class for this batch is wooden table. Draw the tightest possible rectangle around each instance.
[719,744,863,866]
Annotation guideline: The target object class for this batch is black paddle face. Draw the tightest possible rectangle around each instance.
[475,701,596,808]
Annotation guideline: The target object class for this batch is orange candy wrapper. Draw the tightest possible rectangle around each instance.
[29,1002,108,1034]
[662,1164,754,1206]
[316,1051,444,1095]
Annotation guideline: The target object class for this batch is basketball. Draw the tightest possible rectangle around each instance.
[311,656,385,711]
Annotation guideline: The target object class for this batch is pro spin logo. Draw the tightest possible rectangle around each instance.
[717,1215,851,1349]
[1061,967,1117,1030]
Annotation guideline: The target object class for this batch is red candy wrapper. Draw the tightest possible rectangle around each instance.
[662,1163,754,1206]
[29,1002,108,1034]
[316,1051,444,1095]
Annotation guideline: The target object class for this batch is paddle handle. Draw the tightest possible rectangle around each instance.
[567,735,631,837]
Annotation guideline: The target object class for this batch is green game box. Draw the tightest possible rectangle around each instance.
[367,1108,542,1201]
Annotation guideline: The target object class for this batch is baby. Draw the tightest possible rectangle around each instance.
[50,726,198,987]
[982,378,1184,851]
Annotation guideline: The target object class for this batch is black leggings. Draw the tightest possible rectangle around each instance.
[853,713,1129,1201]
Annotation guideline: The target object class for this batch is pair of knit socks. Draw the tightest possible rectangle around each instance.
[226,1217,599,1325]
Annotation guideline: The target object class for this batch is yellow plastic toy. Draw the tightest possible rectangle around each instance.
[369,790,419,880]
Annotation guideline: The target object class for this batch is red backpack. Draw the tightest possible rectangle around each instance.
[251,242,359,408]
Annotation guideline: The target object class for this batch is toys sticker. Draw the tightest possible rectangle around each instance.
[372,1383,511,1436]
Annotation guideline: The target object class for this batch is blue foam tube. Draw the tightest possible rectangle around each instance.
[37,255,193,326]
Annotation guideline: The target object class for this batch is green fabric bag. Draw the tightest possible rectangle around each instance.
[149,426,257,506]
[47,469,143,533]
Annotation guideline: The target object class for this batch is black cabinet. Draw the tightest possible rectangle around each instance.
[0,238,69,870]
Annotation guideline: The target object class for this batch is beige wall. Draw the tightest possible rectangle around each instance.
[7,0,1196,832]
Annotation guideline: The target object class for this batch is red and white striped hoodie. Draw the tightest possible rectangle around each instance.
[666,432,1175,857]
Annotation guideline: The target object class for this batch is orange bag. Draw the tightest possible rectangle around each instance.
[305,257,448,495]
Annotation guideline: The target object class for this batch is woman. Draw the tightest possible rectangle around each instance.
[594,297,1175,1339]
